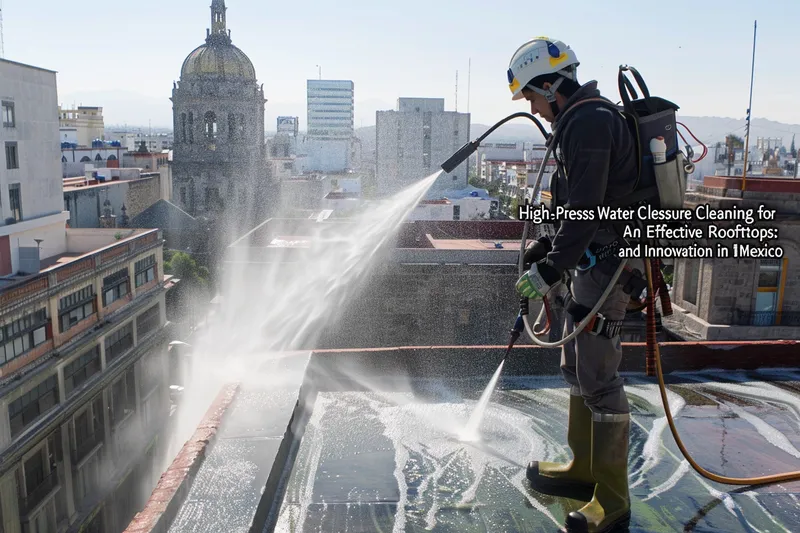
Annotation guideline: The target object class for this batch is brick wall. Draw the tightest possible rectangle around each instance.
[126,176,162,220]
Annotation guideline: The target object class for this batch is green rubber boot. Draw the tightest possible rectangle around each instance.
[527,393,595,501]
[565,413,631,533]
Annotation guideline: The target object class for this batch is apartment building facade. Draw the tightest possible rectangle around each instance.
[0,228,173,533]
[0,57,176,533]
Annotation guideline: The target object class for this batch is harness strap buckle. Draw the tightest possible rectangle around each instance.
[576,249,597,272]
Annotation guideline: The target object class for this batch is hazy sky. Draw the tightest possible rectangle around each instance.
[5,0,800,130]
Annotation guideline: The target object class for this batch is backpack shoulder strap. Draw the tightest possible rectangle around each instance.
[548,97,625,149]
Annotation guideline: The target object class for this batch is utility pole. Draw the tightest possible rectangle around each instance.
[727,135,733,176]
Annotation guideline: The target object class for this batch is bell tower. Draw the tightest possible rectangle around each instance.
[211,0,227,37]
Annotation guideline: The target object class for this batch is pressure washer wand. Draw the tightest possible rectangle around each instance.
[503,298,528,361]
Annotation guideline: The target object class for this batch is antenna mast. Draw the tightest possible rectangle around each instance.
[467,58,471,114]
[455,71,458,112]
[0,0,5,58]
[741,19,757,192]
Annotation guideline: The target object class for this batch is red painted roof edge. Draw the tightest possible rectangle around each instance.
[310,340,800,353]
[123,383,240,533]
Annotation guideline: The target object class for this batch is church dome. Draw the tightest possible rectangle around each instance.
[179,0,256,82]
[181,43,256,81]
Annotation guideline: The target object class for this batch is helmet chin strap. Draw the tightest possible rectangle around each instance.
[528,76,565,118]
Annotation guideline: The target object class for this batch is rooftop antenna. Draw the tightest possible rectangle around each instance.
[467,58,471,114]
[741,19,757,192]
[316,65,321,80]
[455,70,459,112]
[1,0,5,58]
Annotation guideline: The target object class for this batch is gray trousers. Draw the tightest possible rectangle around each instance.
[560,264,631,415]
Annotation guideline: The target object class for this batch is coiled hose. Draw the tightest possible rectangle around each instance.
[517,142,627,349]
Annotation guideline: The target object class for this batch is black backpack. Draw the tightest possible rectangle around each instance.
[548,65,686,212]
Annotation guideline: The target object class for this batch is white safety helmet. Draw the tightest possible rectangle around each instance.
[507,37,580,102]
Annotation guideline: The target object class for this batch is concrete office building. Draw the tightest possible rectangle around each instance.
[305,80,355,173]
[376,98,470,197]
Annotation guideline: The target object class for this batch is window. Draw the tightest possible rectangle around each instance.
[2,101,14,127]
[204,112,218,141]
[5,142,19,170]
[453,205,461,221]
[228,114,236,141]
[59,285,96,333]
[9,375,59,437]
[754,259,782,326]
[104,322,132,363]
[0,309,49,366]
[135,255,156,287]
[683,260,700,305]
[9,183,22,221]
[63,346,101,396]
[181,113,187,143]
[136,305,160,339]
[102,269,129,307]
[180,187,186,205]
[188,113,194,143]
[111,368,136,425]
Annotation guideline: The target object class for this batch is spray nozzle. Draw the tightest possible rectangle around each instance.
[441,141,479,173]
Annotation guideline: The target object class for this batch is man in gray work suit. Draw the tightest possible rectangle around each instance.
[508,37,643,533]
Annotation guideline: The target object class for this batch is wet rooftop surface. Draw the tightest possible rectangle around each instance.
[167,353,312,533]
[271,369,800,533]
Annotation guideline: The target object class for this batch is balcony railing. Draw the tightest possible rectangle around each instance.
[73,429,103,465]
[20,469,59,516]
[729,311,800,327]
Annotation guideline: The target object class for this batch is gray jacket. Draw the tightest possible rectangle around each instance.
[545,81,639,272]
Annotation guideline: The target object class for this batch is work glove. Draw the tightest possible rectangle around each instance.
[522,236,552,270]
[516,261,562,301]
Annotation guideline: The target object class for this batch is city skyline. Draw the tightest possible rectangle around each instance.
[4,0,800,129]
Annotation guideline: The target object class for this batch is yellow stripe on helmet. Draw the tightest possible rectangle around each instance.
[549,52,568,67]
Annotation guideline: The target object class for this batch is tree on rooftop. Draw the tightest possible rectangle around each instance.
[726,134,744,148]
[164,250,211,331]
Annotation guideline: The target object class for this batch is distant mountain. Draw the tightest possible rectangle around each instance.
[351,116,798,167]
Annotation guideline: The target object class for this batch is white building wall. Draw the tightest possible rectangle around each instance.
[406,197,492,221]
[59,128,79,145]
[0,60,64,222]
[304,138,350,172]
[376,98,470,197]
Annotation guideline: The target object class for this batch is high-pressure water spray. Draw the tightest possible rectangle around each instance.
[441,112,552,362]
